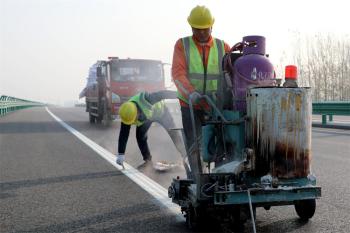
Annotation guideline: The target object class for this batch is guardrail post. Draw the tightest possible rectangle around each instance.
[313,101,350,127]
[322,115,327,125]
[329,115,333,122]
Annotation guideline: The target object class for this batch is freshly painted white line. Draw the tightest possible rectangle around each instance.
[45,107,182,219]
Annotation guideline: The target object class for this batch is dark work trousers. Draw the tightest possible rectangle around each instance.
[119,107,187,163]
[136,120,153,160]
[180,106,206,182]
[118,121,152,161]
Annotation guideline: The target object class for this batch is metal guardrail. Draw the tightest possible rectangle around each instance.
[312,101,350,125]
[1,96,348,127]
[0,95,45,117]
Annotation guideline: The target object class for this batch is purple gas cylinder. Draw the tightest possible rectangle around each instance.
[232,36,275,111]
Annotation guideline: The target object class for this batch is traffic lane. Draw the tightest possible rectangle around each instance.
[312,128,350,150]
[48,107,187,188]
[312,128,350,215]
[0,107,188,233]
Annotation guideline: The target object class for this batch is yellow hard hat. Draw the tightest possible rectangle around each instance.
[119,101,138,125]
[187,5,215,29]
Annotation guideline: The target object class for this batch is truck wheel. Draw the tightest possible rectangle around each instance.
[89,114,95,123]
[294,199,316,221]
[96,116,102,123]
[102,112,111,126]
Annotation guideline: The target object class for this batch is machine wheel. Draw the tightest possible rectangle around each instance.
[185,205,209,230]
[185,205,198,230]
[89,113,95,123]
[229,206,246,233]
[294,199,316,221]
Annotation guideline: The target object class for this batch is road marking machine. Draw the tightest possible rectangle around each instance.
[168,36,321,232]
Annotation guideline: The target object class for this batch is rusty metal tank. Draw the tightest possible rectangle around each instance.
[246,87,312,178]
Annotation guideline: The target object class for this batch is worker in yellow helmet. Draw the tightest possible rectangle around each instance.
[171,6,230,180]
[117,90,188,171]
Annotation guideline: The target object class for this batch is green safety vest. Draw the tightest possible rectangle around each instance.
[177,36,225,103]
[129,92,164,126]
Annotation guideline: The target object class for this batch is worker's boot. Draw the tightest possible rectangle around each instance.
[137,155,153,170]
[143,154,152,162]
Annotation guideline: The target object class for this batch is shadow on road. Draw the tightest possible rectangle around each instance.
[0,120,115,134]
[0,171,122,192]
[253,217,309,233]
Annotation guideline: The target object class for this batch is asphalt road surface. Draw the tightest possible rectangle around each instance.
[1,106,349,233]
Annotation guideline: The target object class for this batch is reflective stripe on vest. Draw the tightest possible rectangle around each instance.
[129,92,164,126]
[177,37,224,103]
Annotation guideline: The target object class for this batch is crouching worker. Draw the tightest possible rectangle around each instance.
[116,90,187,169]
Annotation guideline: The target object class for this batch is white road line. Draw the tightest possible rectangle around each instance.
[45,107,182,220]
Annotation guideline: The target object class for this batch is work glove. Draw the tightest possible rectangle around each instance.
[116,153,125,167]
[189,91,202,104]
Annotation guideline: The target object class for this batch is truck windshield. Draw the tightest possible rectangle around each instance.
[110,60,163,82]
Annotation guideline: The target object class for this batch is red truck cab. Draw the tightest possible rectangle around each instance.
[84,57,166,125]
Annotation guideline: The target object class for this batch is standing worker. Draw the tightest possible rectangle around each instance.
[116,90,187,170]
[171,5,230,179]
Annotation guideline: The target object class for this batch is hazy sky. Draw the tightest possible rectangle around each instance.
[0,0,349,105]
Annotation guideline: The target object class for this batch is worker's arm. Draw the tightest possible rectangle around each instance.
[223,41,230,53]
[118,123,131,155]
[171,39,196,100]
[144,90,177,105]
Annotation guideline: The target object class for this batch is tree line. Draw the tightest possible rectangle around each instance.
[278,32,350,101]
